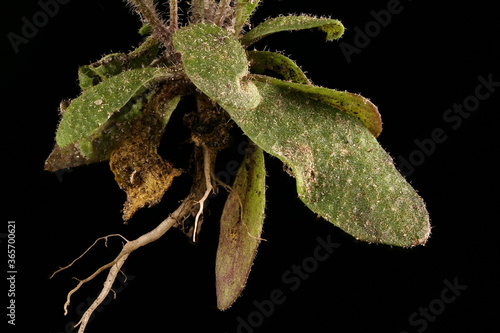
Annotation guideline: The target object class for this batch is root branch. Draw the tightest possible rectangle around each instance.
[53,196,196,333]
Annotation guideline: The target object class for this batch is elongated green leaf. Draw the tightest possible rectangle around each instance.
[78,36,161,90]
[45,90,181,172]
[172,23,261,111]
[76,92,180,160]
[55,67,175,148]
[241,15,344,47]
[225,81,430,247]
[248,51,311,84]
[253,75,382,137]
[216,142,266,310]
[234,0,261,34]
[45,95,144,172]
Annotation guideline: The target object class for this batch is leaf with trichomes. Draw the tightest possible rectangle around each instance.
[216,143,266,310]
[241,15,344,47]
[55,67,176,148]
[45,95,145,172]
[248,50,311,84]
[225,80,430,247]
[78,35,161,90]
[45,68,178,172]
[172,23,261,111]
[253,75,382,137]
[234,0,261,34]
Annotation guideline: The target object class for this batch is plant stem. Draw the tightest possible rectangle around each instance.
[128,0,175,59]
[190,0,205,23]
[169,0,178,33]
[214,0,232,26]
[208,0,217,22]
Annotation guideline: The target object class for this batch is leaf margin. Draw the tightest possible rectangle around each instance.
[241,15,344,47]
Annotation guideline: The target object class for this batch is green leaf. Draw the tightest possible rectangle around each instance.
[78,36,161,90]
[138,23,153,36]
[44,98,144,172]
[45,90,181,172]
[78,66,101,90]
[75,92,180,160]
[248,51,311,85]
[91,53,129,80]
[55,67,176,148]
[253,75,382,137]
[225,81,430,247]
[234,0,261,34]
[172,23,261,111]
[126,36,162,69]
[241,15,344,47]
[216,142,266,310]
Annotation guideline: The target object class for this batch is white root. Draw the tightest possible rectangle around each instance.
[193,144,215,243]
[50,234,128,280]
[74,254,129,332]
[53,197,194,333]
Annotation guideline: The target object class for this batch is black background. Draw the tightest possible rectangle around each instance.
[2,1,499,332]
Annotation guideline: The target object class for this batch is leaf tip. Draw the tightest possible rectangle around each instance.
[320,20,345,41]
[410,221,432,247]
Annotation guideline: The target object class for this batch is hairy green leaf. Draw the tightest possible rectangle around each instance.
[241,15,344,47]
[234,0,261,34]
[253,75,382,137]
[216,142,266,310]
[78,36,161,90]
[76,92,180,160]
[248,51,311,84]
[55,67,176,148]
[45,90,180,172]
[225,81,430,247]
[45,99,144,172]
[138,23,153,36]
[172,23,261,111]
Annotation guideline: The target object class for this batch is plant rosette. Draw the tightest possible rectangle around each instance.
[46,1,430,332]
